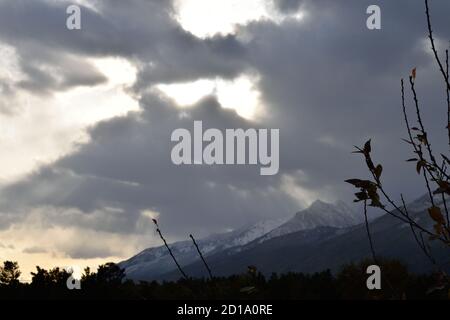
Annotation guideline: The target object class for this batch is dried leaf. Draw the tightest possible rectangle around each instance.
[374,164,383,180]
[434,181,450,196]
[345,179,375,189]
[416,160,426,174]
[434,223,444,236]
[364,140,372,154]
[428,206,445,224]
[417,134,428,145]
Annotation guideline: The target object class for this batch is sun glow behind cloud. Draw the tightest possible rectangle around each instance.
[174,0,269,38]
[161,0,306,120]
[0,52,138,183]
[0,0,310,279]
[155,75,263,120]
[174,0,305,39]
[54,57,139,126]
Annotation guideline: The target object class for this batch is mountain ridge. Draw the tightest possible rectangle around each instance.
[159,195,450,280]
[120,199,362,281]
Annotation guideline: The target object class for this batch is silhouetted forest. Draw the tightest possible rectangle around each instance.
[0,259,448,300]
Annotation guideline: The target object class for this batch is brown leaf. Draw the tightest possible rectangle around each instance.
[417,134,428,145]
[434,181,450,196]
[374,165,383,180]
[428,206,445,224]
[412,67,417,79]
[416,160,425,174]
[345,179,375,189]
[355,191,369,201]
[364,140,372,154]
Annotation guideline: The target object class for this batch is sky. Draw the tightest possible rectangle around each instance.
[0,0,449,280]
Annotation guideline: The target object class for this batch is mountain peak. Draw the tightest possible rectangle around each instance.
[309,199,333,210]
[258,199,363,244]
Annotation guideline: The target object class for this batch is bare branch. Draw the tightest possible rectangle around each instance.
[190,234,214,280]
[425,0,450,92]
[152,219,188,280]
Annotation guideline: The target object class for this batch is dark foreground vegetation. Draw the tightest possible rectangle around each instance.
[0,259,448,300]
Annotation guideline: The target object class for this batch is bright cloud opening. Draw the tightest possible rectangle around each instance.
[155,75,262,120]
[174,0,305,39]
[0,55,139,183]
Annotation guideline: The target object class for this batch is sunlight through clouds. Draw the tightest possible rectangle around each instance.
[156,79,216,106]
[0,55,139,183]
[174,0,305,39]
[55,57,139,126]
[155,75,263,120]
[174,0,270,38]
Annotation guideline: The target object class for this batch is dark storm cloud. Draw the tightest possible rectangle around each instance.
[1,0,450,256]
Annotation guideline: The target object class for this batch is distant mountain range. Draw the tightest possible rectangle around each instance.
[120,217,287,281]
[120,196,450,281]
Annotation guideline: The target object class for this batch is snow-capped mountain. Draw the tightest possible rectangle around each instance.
[160,195,450,279]
[120,199,362,281]
[119,218,287,281]
[257,200,362,242]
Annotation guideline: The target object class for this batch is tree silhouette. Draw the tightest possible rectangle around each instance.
[96,262,125,285]
[30,266,70,288]
[0,261,21,286]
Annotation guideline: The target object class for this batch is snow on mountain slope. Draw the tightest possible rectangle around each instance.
[120,200,362,281]
[120,217,288,280]
[167,195,450,279]
[258,200,362,242]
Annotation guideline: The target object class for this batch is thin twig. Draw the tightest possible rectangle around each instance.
[409,76,444,184]
[446,49,450,150]
[363,201,400,297]
[152,219,188,280]
[423,170,436,208]
[401,195,437,266]
[443,193,450,229]
[190,234,214,280]
[425,0,450,92]
[363,200,378,264]
[402,79,437,207]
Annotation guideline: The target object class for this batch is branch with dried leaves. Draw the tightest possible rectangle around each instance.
[346,0,450,272]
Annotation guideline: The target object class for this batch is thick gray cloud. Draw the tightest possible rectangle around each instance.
[1,95,299,238]
[0,0,247,95]
[0,0,449,258]
[273,0,304,13]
